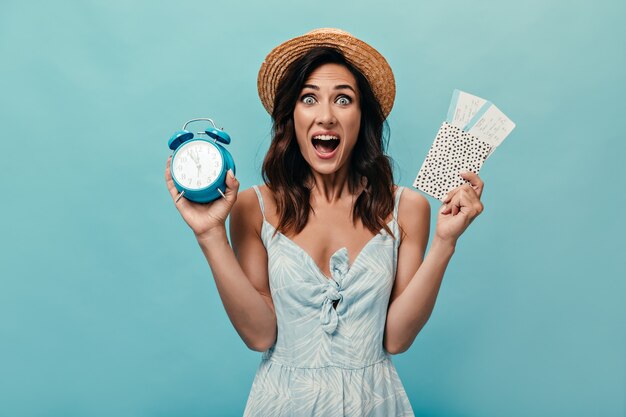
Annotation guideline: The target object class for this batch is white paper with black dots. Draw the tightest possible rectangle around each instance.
[413,122,492,202]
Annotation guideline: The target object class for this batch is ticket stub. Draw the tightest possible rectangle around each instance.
[446,89,488,130]
[464,102,516,147]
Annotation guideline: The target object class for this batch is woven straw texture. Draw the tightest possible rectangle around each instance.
[257,28,396,118]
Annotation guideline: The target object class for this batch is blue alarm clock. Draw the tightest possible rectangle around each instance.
[168,118,236,203]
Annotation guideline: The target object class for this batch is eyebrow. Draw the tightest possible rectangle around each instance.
[302,84,357,93]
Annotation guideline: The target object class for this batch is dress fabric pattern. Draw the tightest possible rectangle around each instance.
[244,185,414,417]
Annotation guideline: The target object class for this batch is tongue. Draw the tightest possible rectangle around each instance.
[313,140,338,154]
[318,142,335,153]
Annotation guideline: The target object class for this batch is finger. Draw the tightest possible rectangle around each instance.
[458,189,479,219]
[165,156,173,183]
[452,192,462,216]
[442,188,459,204]
[441,186,461,214]
[164,157,183,203]
[441,194,460,216]
[442,178,482,215]
[442,178,472,203]
[451,186,474,216]
[459,171,483,195]
[459,171,484,198]
[460,183,478,199]
[464,187,485,215]
[458,188,483,219]
[167,178,180,202]
[224,169,240,201]
[442,185,463,214]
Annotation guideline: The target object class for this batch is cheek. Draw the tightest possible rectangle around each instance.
[295,133,309,154]
[293,108,310,137]
[293,122,307,148]
[345,112,361,146]
[292,117,310,156]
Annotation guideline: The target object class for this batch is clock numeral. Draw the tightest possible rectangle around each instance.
[196,180,201,187]
[180,173,186,179]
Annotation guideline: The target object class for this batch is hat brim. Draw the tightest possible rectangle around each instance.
[257,28,396,119]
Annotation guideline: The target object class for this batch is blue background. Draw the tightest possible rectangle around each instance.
[1,0,624,416]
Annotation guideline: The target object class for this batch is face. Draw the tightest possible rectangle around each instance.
[293,63,361,176]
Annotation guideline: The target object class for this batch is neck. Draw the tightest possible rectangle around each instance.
[307,164,353,204]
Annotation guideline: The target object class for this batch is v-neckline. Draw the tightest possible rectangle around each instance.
[262,218,395,281]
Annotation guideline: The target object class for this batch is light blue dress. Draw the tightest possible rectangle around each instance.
[244,185,414,417]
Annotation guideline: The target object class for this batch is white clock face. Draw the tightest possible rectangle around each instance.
[172,140,224,190]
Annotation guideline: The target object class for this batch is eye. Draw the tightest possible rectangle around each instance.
[301,95,316,105]
[336,95,352,105]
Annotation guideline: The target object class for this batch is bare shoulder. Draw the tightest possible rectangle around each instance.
[397,186,430,241]
[254,184,279,225]
[230,186,264,239]
[398,186,430,212]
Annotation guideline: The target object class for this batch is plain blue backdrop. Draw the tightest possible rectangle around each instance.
[1,0,624,416]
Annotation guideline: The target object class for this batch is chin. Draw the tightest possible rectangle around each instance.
[306,152,347,176]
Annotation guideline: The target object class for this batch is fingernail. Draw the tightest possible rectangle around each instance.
[442,194,448,201]
[440,205,446,213]
[227,169,234,179]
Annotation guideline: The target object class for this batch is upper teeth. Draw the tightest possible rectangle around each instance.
[313,135,339,140]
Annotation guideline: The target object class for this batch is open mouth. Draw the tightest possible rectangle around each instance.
[312,135,340,154]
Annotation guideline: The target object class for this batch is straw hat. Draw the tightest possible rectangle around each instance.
[257,28,396,118]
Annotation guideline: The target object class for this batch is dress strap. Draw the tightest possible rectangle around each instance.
[252,185,266,220]
[393,186,404,220]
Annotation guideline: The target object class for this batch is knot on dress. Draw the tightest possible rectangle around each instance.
[330,248,349,282]
[319,248,349,334]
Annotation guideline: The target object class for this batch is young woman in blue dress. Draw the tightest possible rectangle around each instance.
[165,28,485,416]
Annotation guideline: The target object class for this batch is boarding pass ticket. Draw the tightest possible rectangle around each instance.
[446,89,515,149]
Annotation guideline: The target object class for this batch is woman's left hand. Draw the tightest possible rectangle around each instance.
[435,171,485,245]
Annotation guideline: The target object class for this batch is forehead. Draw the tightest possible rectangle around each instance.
[304,63,357,87]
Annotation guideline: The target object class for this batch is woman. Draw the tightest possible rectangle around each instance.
[165,28,484,417]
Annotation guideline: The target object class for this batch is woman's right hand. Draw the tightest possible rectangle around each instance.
[165,155,240,239]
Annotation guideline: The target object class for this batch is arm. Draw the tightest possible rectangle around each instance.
[383,189,453,354]
[198,188,277,351]
[165,158,276,351]
[383,175,484,354]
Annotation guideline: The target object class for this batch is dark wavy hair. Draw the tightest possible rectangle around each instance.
[262,46,395,237]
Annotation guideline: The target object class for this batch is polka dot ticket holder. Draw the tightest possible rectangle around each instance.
[413,122,492,202]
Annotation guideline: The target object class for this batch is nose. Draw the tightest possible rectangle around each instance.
[315,101,336,126]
